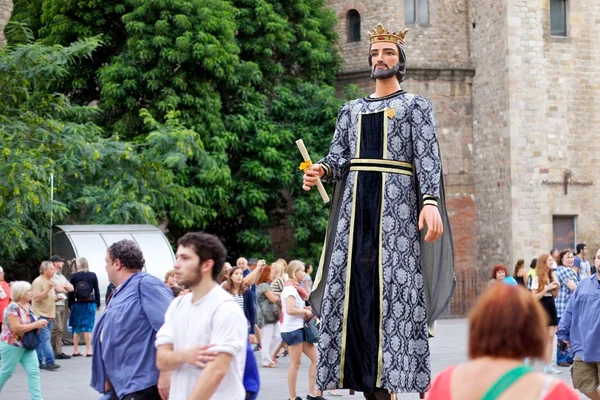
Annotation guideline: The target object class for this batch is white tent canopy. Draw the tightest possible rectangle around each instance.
[52,224,175,305]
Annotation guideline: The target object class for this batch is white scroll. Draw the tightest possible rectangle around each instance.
[295,139,330,204]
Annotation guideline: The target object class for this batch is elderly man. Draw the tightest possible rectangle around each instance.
[32,261,60,371]
[91,240,173,400]
[49,255,74,360]
[557,248,600,399]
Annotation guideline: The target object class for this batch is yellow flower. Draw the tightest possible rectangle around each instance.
[299,161,313,171]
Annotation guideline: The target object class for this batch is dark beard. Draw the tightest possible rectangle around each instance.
[180,269,202,287]
[371,61,401,80]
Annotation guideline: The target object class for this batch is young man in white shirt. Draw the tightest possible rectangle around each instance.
[156,232,248,400]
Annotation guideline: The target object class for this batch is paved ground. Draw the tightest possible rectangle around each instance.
[2,319,584,399]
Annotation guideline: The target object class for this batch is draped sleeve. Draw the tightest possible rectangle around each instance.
[319,102,352,183]
[410,96,441,207]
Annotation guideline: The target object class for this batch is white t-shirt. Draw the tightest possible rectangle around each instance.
[51,272,69,305]
[155,285,247,400]
[529,276,554,297]
[281,286,305,333]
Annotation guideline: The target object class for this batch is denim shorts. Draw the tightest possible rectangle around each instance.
[281,328,304,346]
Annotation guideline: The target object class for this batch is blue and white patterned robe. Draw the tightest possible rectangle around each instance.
[311,90,455,394]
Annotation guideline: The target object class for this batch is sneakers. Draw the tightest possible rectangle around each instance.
[307,395,326,400]
[543,365,561,374]
[55,353,71,359]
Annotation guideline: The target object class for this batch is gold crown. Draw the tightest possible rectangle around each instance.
[368,23,409,46]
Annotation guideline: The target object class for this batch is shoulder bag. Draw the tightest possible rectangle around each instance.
[304,317,320,344]
[21,309,40,351]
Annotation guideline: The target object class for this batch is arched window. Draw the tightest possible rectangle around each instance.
[347,10,361,43]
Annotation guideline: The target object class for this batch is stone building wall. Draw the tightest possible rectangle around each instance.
[327,0,471,74]
[0,0,12,46]
[468,0,513,272]
[506,0,600,260]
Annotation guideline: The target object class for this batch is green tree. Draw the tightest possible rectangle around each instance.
[7,0,350,265]
[0,34,211,278]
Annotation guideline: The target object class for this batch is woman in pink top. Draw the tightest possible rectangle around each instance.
[427,284,578,400]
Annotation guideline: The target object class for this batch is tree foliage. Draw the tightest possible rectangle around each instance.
[5,0,354,272]
[0,35,214,278]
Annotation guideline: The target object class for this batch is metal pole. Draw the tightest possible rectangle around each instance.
[50,173,54,257]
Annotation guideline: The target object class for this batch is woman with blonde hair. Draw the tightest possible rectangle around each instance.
[270,259,288,293]
[270,259,289,361]
[427,284,577,399]
[164,269,178,288]
[280,260,323,400]
[0,281,48,398]
[528,253,560,374]
[218,262,233,284]
[68,257,100,357]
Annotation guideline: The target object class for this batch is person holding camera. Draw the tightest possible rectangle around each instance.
[0,281,49,399]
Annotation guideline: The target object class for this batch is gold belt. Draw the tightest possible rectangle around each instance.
[349,158,413,176]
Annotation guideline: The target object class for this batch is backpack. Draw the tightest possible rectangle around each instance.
[75,274,93,301]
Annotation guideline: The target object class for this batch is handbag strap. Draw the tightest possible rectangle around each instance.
[481,365,532,400]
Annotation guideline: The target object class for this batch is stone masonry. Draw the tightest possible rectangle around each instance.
[505,0,600,262]
[329,0,600,314]
[469,0,513,271]
[0,0,12,45]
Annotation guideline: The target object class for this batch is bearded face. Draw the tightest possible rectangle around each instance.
[368,42,406,82]
[371,60,402,80]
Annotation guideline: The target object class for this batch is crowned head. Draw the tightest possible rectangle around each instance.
[367,23,409,82]
[368,23,409,46]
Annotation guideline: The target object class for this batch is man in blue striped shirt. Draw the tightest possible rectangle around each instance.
[557,248,600,398]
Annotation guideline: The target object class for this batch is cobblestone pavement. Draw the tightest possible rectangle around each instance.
[2,319,584,399]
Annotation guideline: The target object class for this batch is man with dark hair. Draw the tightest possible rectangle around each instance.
[574,243,591,279]
[550,248,559,269]
[49,255,74,360]
[302,23,455,399]
[156,232,251,399]
[91,239,173,400]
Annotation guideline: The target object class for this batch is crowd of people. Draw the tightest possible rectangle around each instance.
[479,243,600,399]
[0,239,599,399]
[0,255,101,398]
